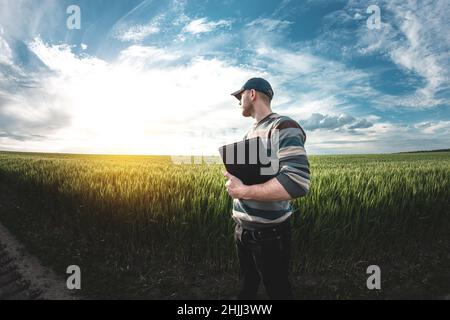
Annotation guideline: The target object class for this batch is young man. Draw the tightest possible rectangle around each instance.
[225,77,310,300]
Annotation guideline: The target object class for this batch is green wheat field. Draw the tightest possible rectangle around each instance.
[0,150,449,299]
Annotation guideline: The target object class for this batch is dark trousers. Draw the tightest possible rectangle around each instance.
[234,219,293,300]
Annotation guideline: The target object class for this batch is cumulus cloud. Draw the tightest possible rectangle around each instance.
[415,121,450,135]
[348,118,373,130]
[305,120,450,154]
[1,37,260,155]
[300,113,373,131]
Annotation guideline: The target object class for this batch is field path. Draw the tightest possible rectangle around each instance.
[0,222,78,300]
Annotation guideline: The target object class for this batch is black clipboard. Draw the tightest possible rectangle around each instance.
[218,137,278,185]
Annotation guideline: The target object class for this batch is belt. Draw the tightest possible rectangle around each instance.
[241,219,291,242]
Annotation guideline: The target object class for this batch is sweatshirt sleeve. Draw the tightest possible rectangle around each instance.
[272,117,311,198]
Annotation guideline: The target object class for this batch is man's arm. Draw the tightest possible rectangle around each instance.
[224,172,291,201]
[272,118,310,198]
[225,117,310,201]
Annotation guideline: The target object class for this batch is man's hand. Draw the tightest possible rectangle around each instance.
[224,171,249,199]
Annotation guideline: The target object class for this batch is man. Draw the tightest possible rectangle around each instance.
[224,77,310,300]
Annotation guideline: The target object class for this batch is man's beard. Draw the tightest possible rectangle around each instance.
[242,103,253,117]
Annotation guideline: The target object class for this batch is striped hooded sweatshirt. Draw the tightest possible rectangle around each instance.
[232,112,310,229]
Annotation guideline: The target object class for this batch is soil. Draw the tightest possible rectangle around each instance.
[0,222,78,300]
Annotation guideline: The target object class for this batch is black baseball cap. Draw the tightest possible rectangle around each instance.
[231,77,274,101]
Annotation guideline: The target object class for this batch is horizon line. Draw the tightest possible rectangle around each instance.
[1,148,449,157]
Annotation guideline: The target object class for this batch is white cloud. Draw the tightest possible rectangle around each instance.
[1,1,449,155]
[0,38,261,155]
[315,0,450,109]
[182,18,232,34]
[387,7,446,107]
[300,113,373,131]
[415,121,450,135]
[280,95,342,121]
[29,38,108,74]
[305,120,450,154]
[0,28,13,65]
[354,0,450,108]
[118,45,181,67]
[246,42,377,120]
[116,23,160,42]
[3,36,449,155]
[254,45,318,75]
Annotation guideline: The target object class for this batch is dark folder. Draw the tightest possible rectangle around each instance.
[218,137,278,185]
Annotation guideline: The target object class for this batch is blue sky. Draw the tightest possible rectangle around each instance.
[0,0,449,155]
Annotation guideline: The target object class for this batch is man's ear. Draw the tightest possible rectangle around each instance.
[250,89,257,101]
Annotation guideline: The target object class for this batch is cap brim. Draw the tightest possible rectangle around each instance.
[230,88,245,101]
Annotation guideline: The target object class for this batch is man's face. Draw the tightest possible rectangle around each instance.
[239,89,254,117]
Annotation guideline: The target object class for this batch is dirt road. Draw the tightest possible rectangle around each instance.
[0,222,77,300]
